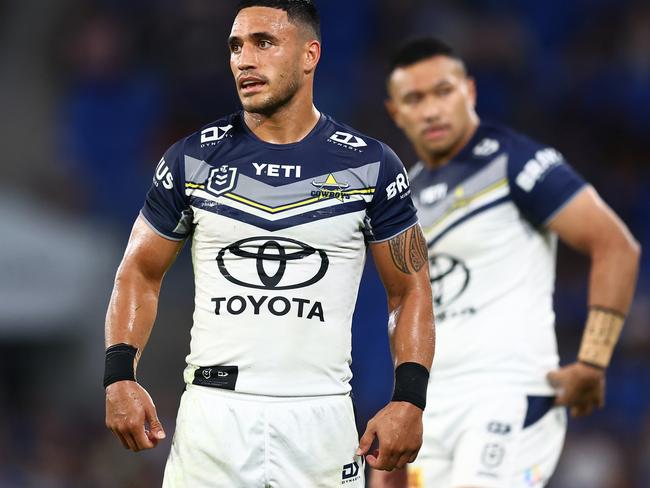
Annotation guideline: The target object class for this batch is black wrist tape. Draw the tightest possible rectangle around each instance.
[103,343,138,388]
[391,362,430,411]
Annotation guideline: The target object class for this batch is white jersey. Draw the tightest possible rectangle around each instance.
[141,112,417,397]
[410,122,586,395]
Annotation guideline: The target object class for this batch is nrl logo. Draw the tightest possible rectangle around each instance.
[311,173,350,201]
[206,165,238,196]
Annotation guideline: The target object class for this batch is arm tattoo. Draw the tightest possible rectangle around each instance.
[409,226,428,272]
[389,233,410,274]
[388,226,429,274]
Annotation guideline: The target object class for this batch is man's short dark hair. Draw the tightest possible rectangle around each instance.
[236,0,321,41]
[389,37,465,73]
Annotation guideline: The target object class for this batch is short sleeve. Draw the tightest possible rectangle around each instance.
[363,144,419,242]
[140,140,193,240]
[507,145,587,227]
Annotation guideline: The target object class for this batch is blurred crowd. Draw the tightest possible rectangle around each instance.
[0,0,648,486]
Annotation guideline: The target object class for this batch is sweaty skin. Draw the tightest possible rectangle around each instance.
[105,218,182,451]
[372,54,641,487]
[358,224,435,471]
[105,7,436,470]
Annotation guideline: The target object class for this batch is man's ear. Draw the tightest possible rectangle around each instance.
[467,76,477,108]
[385,98,402,129]
[304,40,321,74]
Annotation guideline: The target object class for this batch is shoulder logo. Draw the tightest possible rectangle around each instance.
[201,125,233,147]
[473,138,500,157]
[154,157,174,190]
[386,170,410,200]
[327,131,367,151]
[311,173,351,201]
[206,164,238,196]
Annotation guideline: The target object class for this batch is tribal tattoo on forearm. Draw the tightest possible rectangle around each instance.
[388,225,428,274]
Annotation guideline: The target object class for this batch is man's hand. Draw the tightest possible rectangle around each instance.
[105,380,166,452]
[356,401,423,471]
[547,362,605,417]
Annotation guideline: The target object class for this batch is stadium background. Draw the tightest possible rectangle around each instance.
[1,0,648,486]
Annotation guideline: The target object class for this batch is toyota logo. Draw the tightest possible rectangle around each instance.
[429,253,470,308]
[217,237,329,290]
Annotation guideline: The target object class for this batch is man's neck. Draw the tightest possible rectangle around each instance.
[243,93,320,145]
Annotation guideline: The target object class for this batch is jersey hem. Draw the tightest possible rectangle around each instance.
[541,183,589,227]
[186,384,353,402]
[367,219,419,243]
[139,211,187,241]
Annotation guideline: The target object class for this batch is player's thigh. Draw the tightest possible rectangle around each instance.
[163,387,264,488]
[449,394,528,488]
[405,392,471,488]
[267,395,364,488]
[509,406,567,488]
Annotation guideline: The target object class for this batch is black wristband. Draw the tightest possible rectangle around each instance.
[103,343,138,388]
[391,362,430,411]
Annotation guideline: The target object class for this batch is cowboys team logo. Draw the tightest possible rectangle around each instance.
[206,165,238,197]
[217,237,329,290]
[311,174,351,201]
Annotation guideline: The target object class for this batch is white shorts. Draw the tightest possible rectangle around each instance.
[408,390,567,488]
[163,385,365,488]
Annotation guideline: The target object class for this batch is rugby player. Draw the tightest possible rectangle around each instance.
[371,37,641,488]
[103,2,435,486]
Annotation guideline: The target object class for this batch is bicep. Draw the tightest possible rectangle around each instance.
[119,216,185,282]
[369,224,431,304]
[547,186,634,253]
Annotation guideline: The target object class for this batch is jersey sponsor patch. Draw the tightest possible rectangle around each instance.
[200,125,233,146]
[386,170,410,200]
[419,183,448,205]
[341,458,363,484]
[327,131,367,151]
[252,162,302,178]
[473,138,500,157]
[193,365,238,390]
[514,148,564,192]
[217,236,329,290]
[154,157,174,190]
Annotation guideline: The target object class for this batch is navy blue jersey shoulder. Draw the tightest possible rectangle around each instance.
[410,121,586,228]
[140,111,417,241]
[495,123,587,227]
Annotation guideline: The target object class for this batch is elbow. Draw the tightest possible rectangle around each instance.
[592,229,642,268]
[623,233,642,269]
